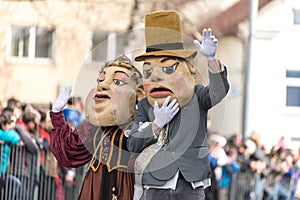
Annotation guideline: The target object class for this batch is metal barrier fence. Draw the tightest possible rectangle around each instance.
[0,144,84,200]
[1,144,298,200]
[228,168,299,200]
[228,169,257,200]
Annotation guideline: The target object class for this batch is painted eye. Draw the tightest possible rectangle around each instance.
[97,78,103,84]
[113,79,127,86]
[143,69,153,79]
[97,73,105,84]
[162,62,178,74]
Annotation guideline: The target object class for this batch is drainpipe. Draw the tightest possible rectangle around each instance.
[242,0,259,139]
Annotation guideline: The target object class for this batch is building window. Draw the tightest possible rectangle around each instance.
[91,31,129,62]
[115,32,129,57]
[91,31,109,61]
[10,26,54,60]
[11,27,29,57]
[294,10,300,25]
[35,27,54,58]
[286,70,300,107]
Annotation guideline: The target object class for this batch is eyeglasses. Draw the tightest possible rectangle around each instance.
[143,62,179,79]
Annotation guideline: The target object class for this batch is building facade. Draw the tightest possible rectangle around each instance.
[0,0,135,104]
[0,0,299,148]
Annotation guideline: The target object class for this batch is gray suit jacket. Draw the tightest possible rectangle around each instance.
[127,68,230,186]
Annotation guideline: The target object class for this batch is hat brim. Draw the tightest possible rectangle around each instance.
[135,49,197,61]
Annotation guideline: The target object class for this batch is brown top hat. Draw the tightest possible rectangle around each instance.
[135,10,197,61]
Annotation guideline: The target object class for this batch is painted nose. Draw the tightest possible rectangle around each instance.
[97,80,110,91]
[150,67,163,82]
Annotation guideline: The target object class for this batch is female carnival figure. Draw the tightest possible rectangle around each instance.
[50,55,144,200]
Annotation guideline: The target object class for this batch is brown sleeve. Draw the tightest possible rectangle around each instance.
[49,111,93,168]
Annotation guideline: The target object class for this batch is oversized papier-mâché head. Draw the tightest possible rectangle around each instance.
[85,55,144,126]
[135,10,198,107]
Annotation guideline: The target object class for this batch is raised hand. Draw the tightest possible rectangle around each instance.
[194,28,218,61]
[153,96,179,128]
[52,88,72,113]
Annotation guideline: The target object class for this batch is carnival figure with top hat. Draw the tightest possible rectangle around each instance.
[127,10,230,200]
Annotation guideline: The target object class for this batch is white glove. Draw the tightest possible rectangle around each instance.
[52,88,72,113]
[194,28,218,61]
[153,96,179,128]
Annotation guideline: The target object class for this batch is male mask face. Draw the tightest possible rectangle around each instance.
[142,57,195,107]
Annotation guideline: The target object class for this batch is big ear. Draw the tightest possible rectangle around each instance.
[136,83,145,101]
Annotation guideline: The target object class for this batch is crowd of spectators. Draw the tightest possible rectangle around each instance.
[0,96,84,200]
[0,96,299,200]
[206,130,300,200]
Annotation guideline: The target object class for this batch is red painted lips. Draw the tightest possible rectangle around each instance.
[94,93,110,102]
[150,87,173,97]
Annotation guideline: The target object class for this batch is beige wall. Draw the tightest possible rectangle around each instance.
[0,0,135,104]
[209,36,245,137]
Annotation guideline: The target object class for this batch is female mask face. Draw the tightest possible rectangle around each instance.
[85,66,139,126]
[142,56,196,107]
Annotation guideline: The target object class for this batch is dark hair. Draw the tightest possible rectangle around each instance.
[0,113,12,130]
[22,113,36,124]
[1,107,14,117]
[67,96,82,106]
[39,110,47,123]
[6,98,21,110]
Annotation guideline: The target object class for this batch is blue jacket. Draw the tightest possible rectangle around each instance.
[218,162,240,188]
[0,129,20,174]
